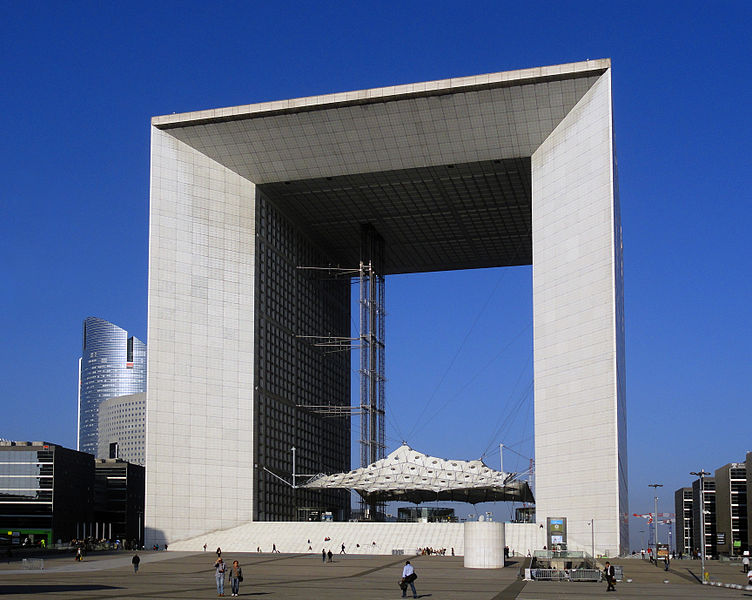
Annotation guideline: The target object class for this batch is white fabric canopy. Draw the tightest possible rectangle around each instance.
[302,444,534,504]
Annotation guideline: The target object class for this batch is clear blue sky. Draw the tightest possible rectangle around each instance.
[2,1,750,547]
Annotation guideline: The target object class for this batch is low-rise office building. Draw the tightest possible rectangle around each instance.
[746,453,752,552]
[674,487,693,556]
[0,441,145,546]
[0,441,94,545]
[94,459,145,545]
[678,457,752,557]
[714,462,747,556]
[692,476,716,557]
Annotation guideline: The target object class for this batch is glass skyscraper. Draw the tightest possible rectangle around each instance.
[78,317,146,457]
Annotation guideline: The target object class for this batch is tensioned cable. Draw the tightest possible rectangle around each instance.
[477,344,533,459]
[514,393,533,465]
[404,267,524,441]
[491,440,533,463]
[410,320,532,436]
[384,402,405,443]
[480,379,534,460]
[402,202,531,443]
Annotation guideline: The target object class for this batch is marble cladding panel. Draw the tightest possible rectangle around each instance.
[167,75,603,185]
[146,126,256,544]
[532,69,626,556]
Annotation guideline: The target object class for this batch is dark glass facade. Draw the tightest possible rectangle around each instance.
[397,507,456,522]
[79,317,146,456]
[94,459,145,544]
[0,442,94,543]
[253,192,350,521]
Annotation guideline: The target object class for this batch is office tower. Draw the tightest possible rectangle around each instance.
[97,392,146,466]
[78,317,145,456]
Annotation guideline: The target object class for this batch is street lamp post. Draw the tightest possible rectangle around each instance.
[649,483,663,560]
[691,470,710,582]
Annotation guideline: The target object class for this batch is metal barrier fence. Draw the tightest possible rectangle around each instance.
[533,550,588,559]
[22,558,44,570]
[531,569,603,582]
[531,569,568,581]
[570,569,602,582]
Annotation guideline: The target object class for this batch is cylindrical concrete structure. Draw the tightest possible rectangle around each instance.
[464,521,505,568]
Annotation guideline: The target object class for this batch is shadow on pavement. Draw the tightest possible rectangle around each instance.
[684,568,702,583]
[0,584,122,594]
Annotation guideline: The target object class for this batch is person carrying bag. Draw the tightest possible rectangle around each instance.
[400,560,418,598]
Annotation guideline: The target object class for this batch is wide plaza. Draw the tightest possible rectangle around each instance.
[1,552,749,599]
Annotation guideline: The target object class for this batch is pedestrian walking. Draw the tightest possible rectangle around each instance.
[228,560,243,597]
[327,549,333,562]
[131,554,140,574]
[664,555,670,571]
[322,549,326,563]
[604,561,616,592]
[203,543,207,552]
[400,560,418,598]
[743,554,749,573]
[214,556,227,596]
[340,543,346,554]
[216,547,222,557]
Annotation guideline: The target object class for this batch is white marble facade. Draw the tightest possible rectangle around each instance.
[146,60,627,554]
[532,70,627,555]
[146,128,255,543]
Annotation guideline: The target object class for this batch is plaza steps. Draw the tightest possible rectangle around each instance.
[166,520,544,557]
[166,521,464,555]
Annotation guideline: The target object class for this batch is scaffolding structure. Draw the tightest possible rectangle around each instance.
[296,225,387,519]
[358,225,386,519]
[358,266,386,466]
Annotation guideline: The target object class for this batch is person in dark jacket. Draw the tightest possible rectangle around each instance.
[131,554,140,574]
[229,560,243,597]
[604,561,616,591]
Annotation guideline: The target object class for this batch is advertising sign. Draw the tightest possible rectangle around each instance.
[547,517,567,549]
[657,543,669,560]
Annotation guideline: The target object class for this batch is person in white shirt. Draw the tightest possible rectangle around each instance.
[742,554,749,573]
[401,560,417,598]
